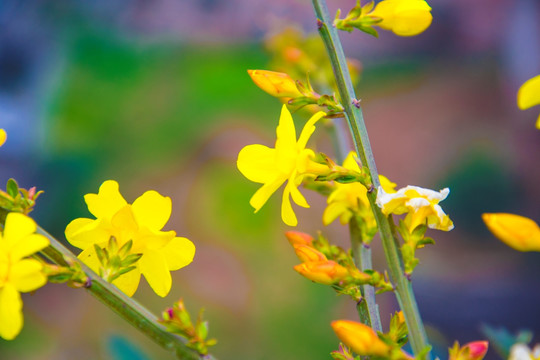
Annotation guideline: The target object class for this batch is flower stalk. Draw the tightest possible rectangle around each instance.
[34,225,213,360]
[349,216,382,332]
[310,0,431,357]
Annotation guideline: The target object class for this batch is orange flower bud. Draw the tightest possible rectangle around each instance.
[293,244,327,262]
[247,70,303,99]
[285,231,314,246]
[294,260,349,285]
[482,213,540,252]
[331,320,390,357]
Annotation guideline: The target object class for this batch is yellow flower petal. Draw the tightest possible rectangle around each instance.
[237,144,278,183]
[0,129,6,147]
[323,202,347,226]
[482,213,540,252]
[139,249,171,298]
[77,246,103,273]
[0,284,23,340]
[11,234,49,262]
[517,75,540,110]
[65,218,110,249]
[111,205,139,234]
[281,184,298,226]
[112,267,141,297]
[160,237,195,271]
[297,111,326,149]
[275,105,297,155]
[249,175,286,212]
[10,259,47,293]
[3,213,37,248]
[289,178,309,208]
[131,190,172,231]
[84,180,127,219]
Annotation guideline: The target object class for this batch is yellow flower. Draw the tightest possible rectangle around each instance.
[237,105,328,226]
[376,185,454,232]
[517,74,540,129]
[369,0,433,37]
[482,213,540,252]
[0,212,49,340]
[0,129,6,147]
[323,152,396,226]
[65,180,195,297]
[293,260,349,285]
[331,320,390,356]
[247,70,303,99]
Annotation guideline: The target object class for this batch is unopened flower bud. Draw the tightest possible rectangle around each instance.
[463,341,489,360]
[331,320,390,357]
[482,213,540,252]
[449,341,489,360]
[293,244,327,262]
[285,231,314,246]
[294,260,349,285]
[369,0,433,37]
[247,70,303,99]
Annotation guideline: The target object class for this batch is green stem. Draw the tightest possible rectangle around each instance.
[349,217,382,332]
[35,226,213,360]
[311,1,431,357]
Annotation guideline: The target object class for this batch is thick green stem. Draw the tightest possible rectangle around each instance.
[349,218,382,332]
[35,226,213,360]
[311,0,431,357]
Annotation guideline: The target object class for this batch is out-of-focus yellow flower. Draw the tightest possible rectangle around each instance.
[0,129,6,147]
[331,320,390,356]
[0,212,49,340]
[248,70,303,99]
[323,152,396,226]
[509,343,540,360]
[237,105,328,226]
[65,180,195,297]
[369,0,433,37]
[517,74,540,129]
[294,260,349,285]
[482,213,540,252]
[376,185,453,232]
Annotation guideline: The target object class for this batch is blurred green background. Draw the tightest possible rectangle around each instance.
[0,0,539,359]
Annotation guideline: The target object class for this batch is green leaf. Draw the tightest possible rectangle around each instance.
[6,179,19,198]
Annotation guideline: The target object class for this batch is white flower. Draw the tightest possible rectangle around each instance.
[376,185,454,232]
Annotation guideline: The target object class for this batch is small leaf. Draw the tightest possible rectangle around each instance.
[122,253,143,267]
[94,244,107,265]
[118,239,133,257]
[6,178,19,198]
[111,266,137,281]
